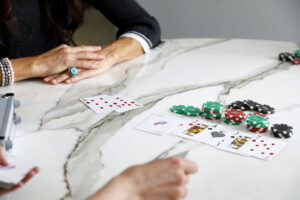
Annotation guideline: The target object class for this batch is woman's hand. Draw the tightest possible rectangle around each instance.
[11,44,105,82]
[43,55,116,85]
[0,167,39,197]
[43,37,144,85]
[88,157,198,200]
[0,146,40,196]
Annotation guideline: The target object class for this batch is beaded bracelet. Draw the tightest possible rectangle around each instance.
[0,57,15,86]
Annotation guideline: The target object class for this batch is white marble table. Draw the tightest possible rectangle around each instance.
[1,38,300,200]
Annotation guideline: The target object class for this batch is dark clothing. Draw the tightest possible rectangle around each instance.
[0,0,161,59]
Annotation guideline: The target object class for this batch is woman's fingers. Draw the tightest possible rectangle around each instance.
[65,70,94,84]
[20,167,39,185]
[75,52,105,61]
[70,60,100,70]
[43,74,61,83]
[50,73,71,85]
[70,45,102,53]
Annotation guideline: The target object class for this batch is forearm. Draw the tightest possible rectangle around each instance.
[10,57,38,82]
[100,37,144,66]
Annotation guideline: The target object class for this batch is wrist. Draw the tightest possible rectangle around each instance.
[10,56,41,81]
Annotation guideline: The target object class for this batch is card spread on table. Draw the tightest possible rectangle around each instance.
[0,155,37,189]
[81,94,143,114]
[135,113,290,161]
[136,113,182,136]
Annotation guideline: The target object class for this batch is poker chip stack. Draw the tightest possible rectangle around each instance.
[182,105,201,116]
[201,101,223,120]
[271,124,293,139]
[228,101,247,111]
[224,109,245,125]
[278,50,300,65]
[246,113,269,133]
[170,105,186,114]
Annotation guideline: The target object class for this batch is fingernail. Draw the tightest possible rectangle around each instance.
[66,80,71,84]
[98,46,102,49]
[44,78,49,82]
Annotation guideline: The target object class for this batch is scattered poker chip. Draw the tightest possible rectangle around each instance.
[256,104,275,114]
[182,106,201,116]
[271,124,293,139]
[202,101,224,114]
[224,109,245,122]
[224,119,242,126]
[295,49,300,58]
[228,101,247,111]
[278,52,295,62]
[243,100,261,111]
[170,105,186,114]
[246,113,269,128]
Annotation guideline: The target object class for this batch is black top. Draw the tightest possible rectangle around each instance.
[0,0,161,59]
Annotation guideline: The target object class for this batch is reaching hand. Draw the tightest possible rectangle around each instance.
[88,157,198,200]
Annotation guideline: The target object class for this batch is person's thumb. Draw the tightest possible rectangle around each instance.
[0,147,9,166]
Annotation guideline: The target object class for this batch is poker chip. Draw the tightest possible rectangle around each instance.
[243,100,261,111]
[271,124,293,139]
[224,119,242,126]
[246,124,268,133]
[204,117,221,121]
[224,109,246,122]
[228,101,247,111]
[292,58,300,65]
[170,105,186,114]
[202,101,224,114]
[182,106,201,116]
[295,49,300,58]
[278,52,295,62]
[246,113,269,129]
[256,104,275,115]
[202,112,222,119]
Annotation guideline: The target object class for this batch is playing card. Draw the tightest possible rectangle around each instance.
[80,95,114,113]
[110,95,143,113]
[0,155,37,189]
[169,119,214,143]
[136,114,182,136]
[239,135,290,161]
[216,130,253,156]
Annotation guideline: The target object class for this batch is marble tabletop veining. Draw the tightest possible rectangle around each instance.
[1,38,300,200]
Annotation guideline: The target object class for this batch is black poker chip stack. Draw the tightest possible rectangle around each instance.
[279,52,295,62]
[228,100,275,114]
[271,124,293,139]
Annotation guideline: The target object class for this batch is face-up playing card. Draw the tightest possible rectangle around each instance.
[110,95,143,113]
[81,95,114,114]
[216,131,253,156]
[0,155,37,189]
[136,114,182,136]
[169,120,216,144]
[81,94,143,114]
[239,135,290,161]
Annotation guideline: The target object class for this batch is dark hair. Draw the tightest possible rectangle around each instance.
[0,0,85,48]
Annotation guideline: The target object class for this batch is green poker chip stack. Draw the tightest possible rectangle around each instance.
[170,105,186,114]
[246,113,269,128]
[201,101,223,120]
[182,106,201,116]
[295,49,300,58]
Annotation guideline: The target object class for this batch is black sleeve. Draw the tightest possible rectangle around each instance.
[84,0,161,48]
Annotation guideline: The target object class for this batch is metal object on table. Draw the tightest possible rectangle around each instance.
[0,93,21,151]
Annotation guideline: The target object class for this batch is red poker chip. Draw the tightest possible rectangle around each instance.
[204,117,221,121]
[247,124,268,133]
[224,109,245,121]
[292,58,300,65]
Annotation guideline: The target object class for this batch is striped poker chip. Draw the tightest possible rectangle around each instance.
[246,113,269,128]
[247,124,268,133]
[224,119,242,125]
[204,117,221,121]
[182,106,201,116]
[292,58,300,65]
[202,101,224,114]
[271,124,293,139]
[224,109,245,122]
[170,105,186,114]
